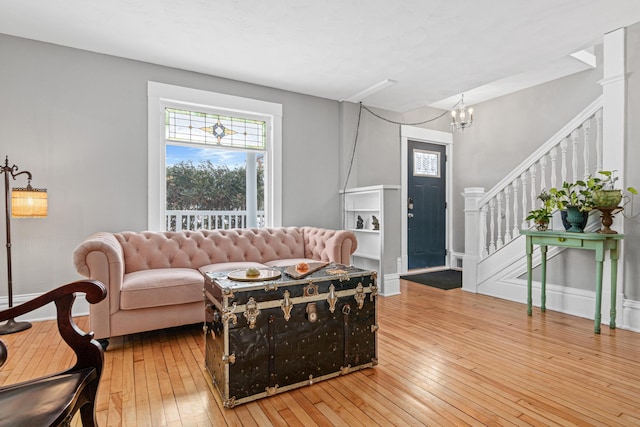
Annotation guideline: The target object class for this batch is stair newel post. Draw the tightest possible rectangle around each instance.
[512,179,520,238]
[561,137,568,183]
[583,119,591,181]
[462,187,485,293]
[520,172,529,230]
[504,186,512,244]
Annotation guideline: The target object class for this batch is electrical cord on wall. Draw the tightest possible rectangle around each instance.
[341,99,463,228]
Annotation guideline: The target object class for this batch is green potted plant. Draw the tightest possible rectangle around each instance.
[549,180,594,211]
[591,170,638,208]
[526,190,553,231]
[548,181,593,232]
[587,170,638,233]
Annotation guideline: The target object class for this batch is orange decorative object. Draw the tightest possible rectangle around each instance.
[295,262,310,274]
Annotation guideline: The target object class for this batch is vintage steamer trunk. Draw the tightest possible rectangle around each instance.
[203,264,378,408]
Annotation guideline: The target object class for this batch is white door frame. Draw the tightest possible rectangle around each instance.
[400,125,453,274]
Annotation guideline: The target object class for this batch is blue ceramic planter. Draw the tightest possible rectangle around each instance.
[562,206,588,232]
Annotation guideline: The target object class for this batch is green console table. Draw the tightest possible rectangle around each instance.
[520,230,623,334]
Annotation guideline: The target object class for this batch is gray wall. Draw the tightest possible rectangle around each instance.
[0,34,342,296]
[448,65,604,253]
[2,24,639,303]
[339,102,450,191]
[340,102,403,189]
[445,57,605,290]
[625,22,640,300]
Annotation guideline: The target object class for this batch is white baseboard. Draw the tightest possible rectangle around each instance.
[381,273,400,296]
[622,300,640,332]
[0,293,89,323]
[479,278,597,321]
[478,278,640,331]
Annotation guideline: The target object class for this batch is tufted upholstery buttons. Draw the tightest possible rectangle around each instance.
[115,228,314,273]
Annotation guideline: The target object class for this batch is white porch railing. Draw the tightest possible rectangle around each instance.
[165,210,265,231]
[463,96,603,287]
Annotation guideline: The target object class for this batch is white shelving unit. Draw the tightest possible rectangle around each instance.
[341,185,400,295]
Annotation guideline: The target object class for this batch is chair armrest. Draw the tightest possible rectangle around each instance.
[0,280,106,426]
[0,280,106,372]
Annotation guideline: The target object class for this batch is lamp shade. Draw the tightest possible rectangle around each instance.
[11,187,48,218]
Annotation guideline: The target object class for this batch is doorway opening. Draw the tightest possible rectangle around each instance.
[400,126,453,275]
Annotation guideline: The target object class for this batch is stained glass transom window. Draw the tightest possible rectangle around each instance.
[413,149,440,177]
[165,108,266,150]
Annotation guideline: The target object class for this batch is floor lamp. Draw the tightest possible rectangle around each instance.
[0,156,47,335]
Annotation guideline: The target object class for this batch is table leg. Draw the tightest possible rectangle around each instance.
[526,237,533,316]
[594,258,603,334]
[610,243,619,330]
[540,245,547,312]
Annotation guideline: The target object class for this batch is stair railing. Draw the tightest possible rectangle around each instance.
[463,96,603,279]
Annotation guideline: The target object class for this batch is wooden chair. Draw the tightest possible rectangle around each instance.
[0,280,107,426]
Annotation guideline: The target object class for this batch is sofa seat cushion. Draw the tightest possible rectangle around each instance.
[121,268,204,310]
[198,261,268,275]
[263,258,319,268]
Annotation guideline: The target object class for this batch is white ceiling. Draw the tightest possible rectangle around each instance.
[1,1,640,112]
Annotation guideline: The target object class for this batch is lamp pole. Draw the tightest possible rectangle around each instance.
[0,156,34,334]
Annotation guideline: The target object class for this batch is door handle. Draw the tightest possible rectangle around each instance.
[408,213,414,218]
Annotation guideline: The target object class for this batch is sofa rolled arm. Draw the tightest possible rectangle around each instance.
[73,232,125,339]
[301,227,357,265]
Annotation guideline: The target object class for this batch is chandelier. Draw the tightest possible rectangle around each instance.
[450,94,474,132]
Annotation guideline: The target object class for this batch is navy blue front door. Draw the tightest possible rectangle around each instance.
[407,141,446,269]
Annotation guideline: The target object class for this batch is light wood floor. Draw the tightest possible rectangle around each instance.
[2,279,640,426]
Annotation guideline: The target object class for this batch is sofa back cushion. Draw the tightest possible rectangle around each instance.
[116,228,307,273]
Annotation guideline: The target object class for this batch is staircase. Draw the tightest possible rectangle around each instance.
[462,96,603,301]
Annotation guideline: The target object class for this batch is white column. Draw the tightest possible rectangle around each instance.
[462,187,485,293]
[599,28,626,327]
[246,152,258,228]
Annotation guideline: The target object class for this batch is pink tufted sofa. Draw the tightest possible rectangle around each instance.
[73,227,357,343]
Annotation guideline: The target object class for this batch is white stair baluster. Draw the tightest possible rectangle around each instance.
[550,147,558,189]
[480,205,489,258]
[571,130,579,183]
[521,173,529,230]
[561,137,568,183]
[529,164,537,211]
[583,119,591,180]
[596,109,603,173]
[512,179,520,236]
[489,198,496,254]
[496,192,504,249]
[504,186,512,243]
[540,156,547,191]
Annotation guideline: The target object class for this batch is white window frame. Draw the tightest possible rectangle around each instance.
[147,81,282,231]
